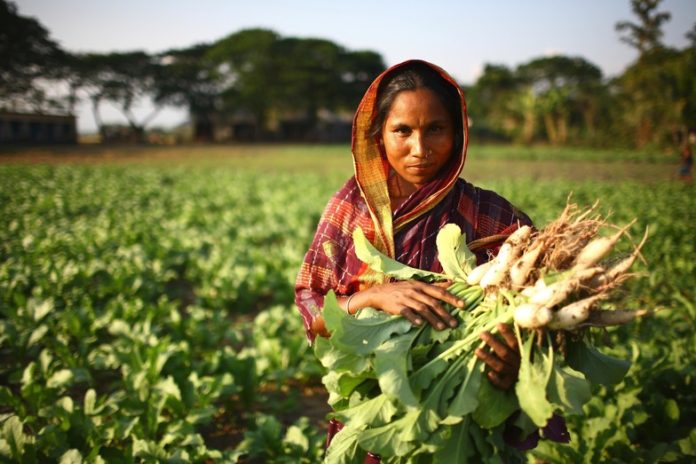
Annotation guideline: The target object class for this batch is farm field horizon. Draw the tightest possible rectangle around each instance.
[0,144,694,462]
[0,143,681,183]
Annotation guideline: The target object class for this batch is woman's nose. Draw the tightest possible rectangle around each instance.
[410,132,427,158]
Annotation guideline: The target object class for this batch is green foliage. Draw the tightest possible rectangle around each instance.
[0,159,693,462]
[0,0,68,111]
[0,165,336,462]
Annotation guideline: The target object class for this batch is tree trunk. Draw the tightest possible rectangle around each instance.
[91,96,103,136]
[543,113,558,145]
[636,119,653,148]
[558,114,568,144]
[522,109,536,144]
[582,106,596,140]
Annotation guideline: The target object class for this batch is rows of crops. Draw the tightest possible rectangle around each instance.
[0,158,694,463]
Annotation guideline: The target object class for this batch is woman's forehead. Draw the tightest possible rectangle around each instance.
[385,89,451,121]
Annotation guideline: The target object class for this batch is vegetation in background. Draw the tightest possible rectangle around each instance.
[0,158,693,462]
[1,0,694,149]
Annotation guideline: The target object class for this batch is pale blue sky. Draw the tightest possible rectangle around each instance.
[15,0,696,133]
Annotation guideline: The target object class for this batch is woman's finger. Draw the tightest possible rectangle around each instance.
[432,280,453,288]
[497,323,518,351]
[479,331,517,365]
[408,290,457,328]
[486,370,514,390]
[399,307,423,326]
[408,300,448,329]
[475,346,508,373]
[415,281,465,308]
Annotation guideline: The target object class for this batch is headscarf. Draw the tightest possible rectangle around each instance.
[295,59,531,340]
[351,59,469,258]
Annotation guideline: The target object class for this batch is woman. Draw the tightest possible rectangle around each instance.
[295,60,535,461]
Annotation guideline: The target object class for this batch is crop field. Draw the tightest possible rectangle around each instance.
[0,145,694,463]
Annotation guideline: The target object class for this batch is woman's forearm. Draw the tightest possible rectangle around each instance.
[339,289,374,315]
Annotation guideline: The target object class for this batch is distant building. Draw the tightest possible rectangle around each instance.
[0,112,77,145]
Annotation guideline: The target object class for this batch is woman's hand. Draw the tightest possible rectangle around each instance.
[475,323,520,390]
[358,280,465,330]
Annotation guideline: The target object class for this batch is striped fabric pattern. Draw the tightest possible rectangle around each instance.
[294,59,532,342]
[295,177,532,342]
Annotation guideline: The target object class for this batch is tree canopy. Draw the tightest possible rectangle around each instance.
[0,0,67,111]
[2,0,692,149]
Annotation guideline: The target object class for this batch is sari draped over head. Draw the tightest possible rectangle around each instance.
[295,59,532,342]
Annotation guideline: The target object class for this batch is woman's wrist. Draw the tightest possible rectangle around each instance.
[345,293,357,315]
[343,289,374,315]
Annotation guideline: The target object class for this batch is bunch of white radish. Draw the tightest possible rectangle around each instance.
[317,201,651,463]
[467,202,650,333]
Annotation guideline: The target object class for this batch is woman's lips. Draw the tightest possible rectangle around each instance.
[406,164,432,173]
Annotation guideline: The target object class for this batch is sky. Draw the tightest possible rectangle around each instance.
[15,0,696,134]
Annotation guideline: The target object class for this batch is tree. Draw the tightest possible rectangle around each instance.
[71,51,161,141]
[205,29,385,140]
[468,64,522,142]
[207,28,280,137]
[613,0,695,147]
[615,0,671,54]
[273,37,345,132]
[516,56,603,145]
[0,0,68,112]
[616,46,695,147]
[336,50,385,110]
[154,44,222,141]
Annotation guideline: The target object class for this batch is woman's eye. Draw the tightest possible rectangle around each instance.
[429,125,443,133]
[394,126,411,135]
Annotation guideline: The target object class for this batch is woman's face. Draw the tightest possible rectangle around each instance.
[381,88,455,190]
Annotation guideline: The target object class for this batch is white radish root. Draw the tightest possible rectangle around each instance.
[509,239,543,288]
[573,220,636,271]
[467,260,492,286]
[578,309,651,328]
[514,303,552,328]
[590,227,649,289]
[547,294,603,330]
[479,226,532,289]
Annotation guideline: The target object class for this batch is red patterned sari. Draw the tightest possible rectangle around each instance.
[294,60,534,462]
[295,60,532,343]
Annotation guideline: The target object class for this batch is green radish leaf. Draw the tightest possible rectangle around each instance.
[47,369,74,389]
[436,224,473,280]
[422,355,469,417]
[678,428,696,456]
[357,409,433,457]
[353,227,446,282]
[285,424,310,452]
[322,291,347,335]
[59,449,83,464]
[515,336,554,427]
[547,363,591,416]
[472,372,518,428]
[410,355,450,396]
[84,389,96,416]
[314,336,371,374]
[30,299,54,322]
[154,376,181,401]
[325,425,363,464]
[27,324,48,347]
[433,417,474,463]
[374,332,420,407]
[328,303,413,356]
[565,339,630,385]
[3,416,25,458]
[322,370,374,406]
[57,396,74,413]
[334,394,397,427]
[449,356,484,417]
